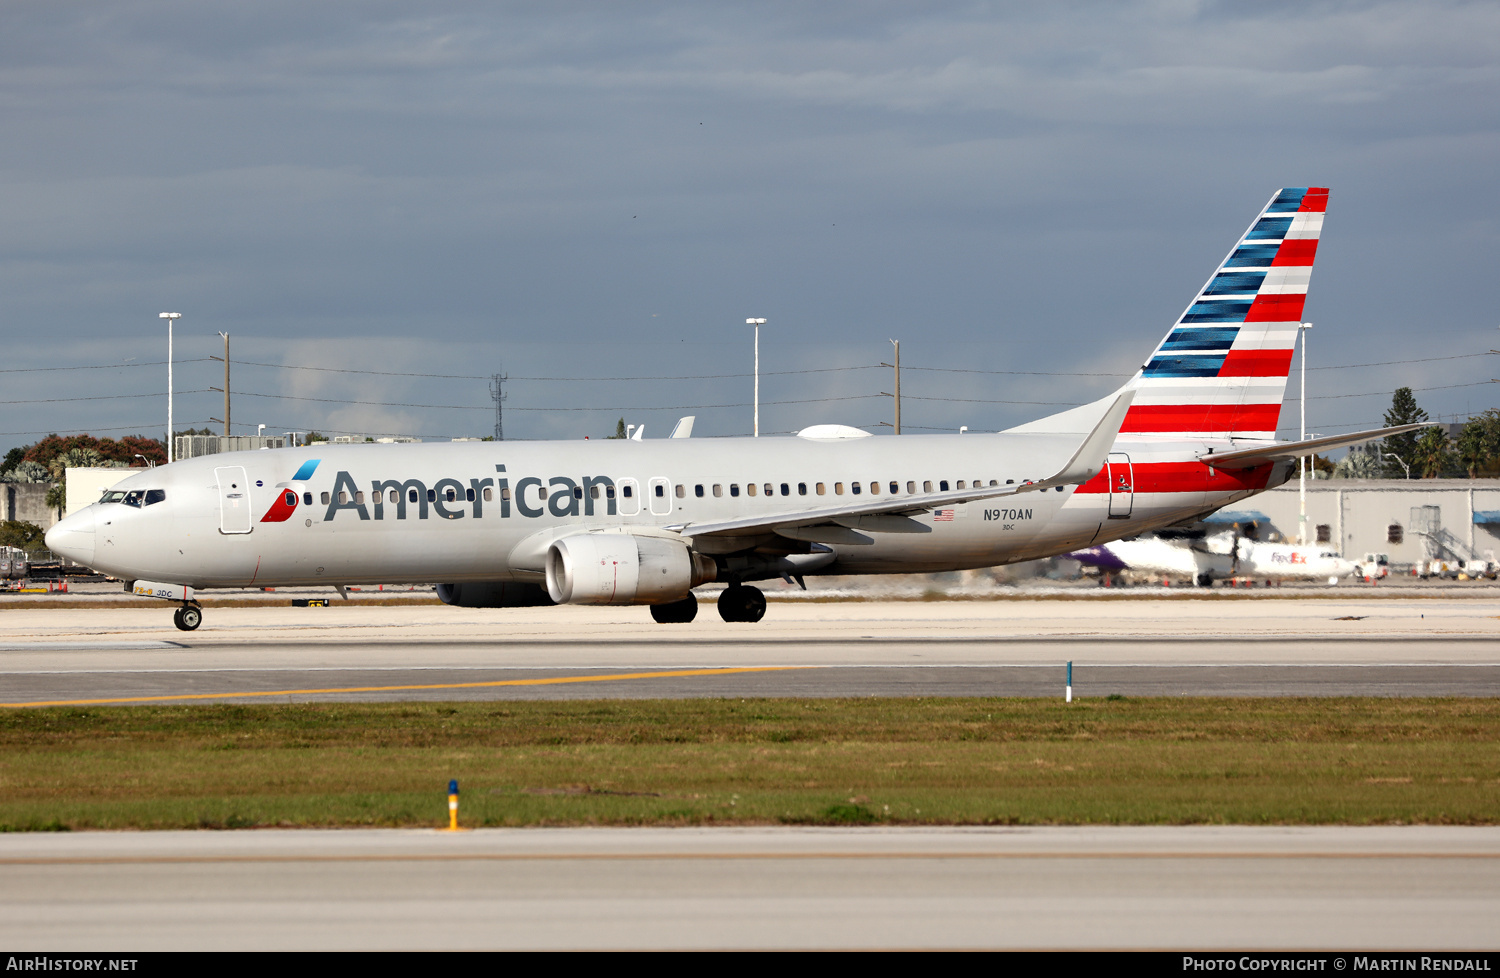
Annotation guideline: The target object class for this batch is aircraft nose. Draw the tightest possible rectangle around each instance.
[44,507,96,566]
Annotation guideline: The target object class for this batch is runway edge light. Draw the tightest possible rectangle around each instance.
[447,779,460,832]
[1066,661,1073,704]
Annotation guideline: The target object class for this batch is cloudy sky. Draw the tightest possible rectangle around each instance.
[3,1,1497,450]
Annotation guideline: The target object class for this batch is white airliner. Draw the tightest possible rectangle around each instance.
[46,187,1428,630]
[1068,534,1356,586]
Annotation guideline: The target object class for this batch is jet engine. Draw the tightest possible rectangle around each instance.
[545,533,716,605]
[435,582,556,608]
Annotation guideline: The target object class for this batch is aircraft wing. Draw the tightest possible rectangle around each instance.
[676,391,1134,540]
[1197,423,1435,470]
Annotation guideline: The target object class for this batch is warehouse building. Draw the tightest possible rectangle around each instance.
[1221,479,1500,569]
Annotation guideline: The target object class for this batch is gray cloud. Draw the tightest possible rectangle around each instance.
[2,1,1496,448]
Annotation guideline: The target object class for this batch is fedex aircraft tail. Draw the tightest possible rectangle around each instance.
[1121,187,1327,441]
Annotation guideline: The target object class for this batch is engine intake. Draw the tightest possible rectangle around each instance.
[545,533,715,605]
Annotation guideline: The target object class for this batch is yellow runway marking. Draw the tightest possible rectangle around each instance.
[0,666,808,708]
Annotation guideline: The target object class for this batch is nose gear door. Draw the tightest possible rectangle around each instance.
[215,465,253,534]
[1106,453,1134,519]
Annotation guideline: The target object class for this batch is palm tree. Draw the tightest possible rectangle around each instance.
[1411,426,1453,479]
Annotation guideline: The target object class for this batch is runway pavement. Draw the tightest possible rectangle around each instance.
[2,825,1497,950]
[2,597,1498,704]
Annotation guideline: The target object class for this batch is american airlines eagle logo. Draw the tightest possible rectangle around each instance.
[259,459,321,523]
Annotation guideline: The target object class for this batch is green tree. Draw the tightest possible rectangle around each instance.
[20,433,164,468]
[44,447,111,516]
[1410,426,1453,479]
[607,418,627,439]
[1381,388,1429,479]
[1332,449,1381,479]
[0,520,47,554]
[0,460,47,483]
[1456,409,1500,478]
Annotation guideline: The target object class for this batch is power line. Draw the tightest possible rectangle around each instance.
[229,390,883,411]
[0,422,208,438]
[1308,380,1495,400]
[0,358,214,374]
[1307,352,1496,371]
[230,360,885,382]
[0,390,211,405]
[1,350,1492,381]
[903,395,1079,406]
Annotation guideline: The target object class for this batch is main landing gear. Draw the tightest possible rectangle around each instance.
[649,592,699,624]
[716,585,766,623]
[172,603,202,632]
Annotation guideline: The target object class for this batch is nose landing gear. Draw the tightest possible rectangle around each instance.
[173,603,202,631]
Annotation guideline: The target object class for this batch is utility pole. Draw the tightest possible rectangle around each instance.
[210,332,230,438]
[880,339,902,434]
[891,339,901,435]
[489,372,508,441]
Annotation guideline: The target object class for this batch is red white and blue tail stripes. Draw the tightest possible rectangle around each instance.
[1122,188,1326,440]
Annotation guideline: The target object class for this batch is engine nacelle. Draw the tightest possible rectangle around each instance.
[435,582,556,608]
[545,533,716,605]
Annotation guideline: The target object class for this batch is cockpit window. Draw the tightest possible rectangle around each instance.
[122,490,144,508]
[144,489,166,506]
[100,491,126,504]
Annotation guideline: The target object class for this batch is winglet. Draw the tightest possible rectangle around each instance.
[1029,390,1134,490]
[669,416,696,439]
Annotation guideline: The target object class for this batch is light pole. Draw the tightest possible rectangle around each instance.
[746,319,766,436]
[1298,321,1312,544]
[159,313,182,462]
[1384,452,1411,480]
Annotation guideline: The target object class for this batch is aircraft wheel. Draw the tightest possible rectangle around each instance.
[650,592,698,624]
[717,585,767,623]
[742,586,766,622]
[175,605,202,631]
[1195,574,1213,588]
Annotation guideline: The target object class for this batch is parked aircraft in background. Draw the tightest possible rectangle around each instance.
[47,187,1430,629]
[1069,533,1355,586]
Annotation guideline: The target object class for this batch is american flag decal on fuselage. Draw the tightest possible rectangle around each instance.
[933,509,955,522]
[1122,187,1326,441]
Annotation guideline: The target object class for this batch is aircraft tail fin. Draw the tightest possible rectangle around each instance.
[1120,187,1327,440]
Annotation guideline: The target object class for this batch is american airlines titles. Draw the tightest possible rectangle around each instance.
[321,465,621,522]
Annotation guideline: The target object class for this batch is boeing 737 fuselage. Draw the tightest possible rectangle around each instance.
[44,187,1428,629]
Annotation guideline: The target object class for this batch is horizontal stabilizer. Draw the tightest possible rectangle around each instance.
[1198,423,1436,470]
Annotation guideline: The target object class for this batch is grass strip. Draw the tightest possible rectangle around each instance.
[0,697,1495,830]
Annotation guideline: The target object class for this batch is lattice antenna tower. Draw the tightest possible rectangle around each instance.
[489,372,508,441]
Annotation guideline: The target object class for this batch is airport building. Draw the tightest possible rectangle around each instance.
[1221,479,1500,569]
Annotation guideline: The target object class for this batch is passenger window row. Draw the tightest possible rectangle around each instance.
[686,479,1008,499]
[288,475,1023,511]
